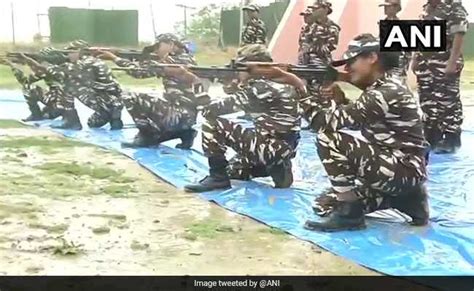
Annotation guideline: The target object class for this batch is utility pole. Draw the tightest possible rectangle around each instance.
[150,1,157,38]
[11,2,16,45]
[175,4,196,37]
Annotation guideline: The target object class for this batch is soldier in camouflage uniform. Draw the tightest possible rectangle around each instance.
[379,0,412,83]
[413,0,468,154]
[0,48,63,122]
[241,4,267,46]
[303,1,341,106]
[298,9,315,66]
[27,40,124,130]
[99,33,201,149]
[304,1,340,66]
[297,34,429,232]
[184,45,301,193]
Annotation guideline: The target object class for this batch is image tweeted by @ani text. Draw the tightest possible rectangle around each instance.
[194,278,281,289]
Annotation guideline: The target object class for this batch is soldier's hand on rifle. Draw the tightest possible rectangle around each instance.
[320,83,348,105]
[96,50,118,61]
[163,65,200,85]
[444,59,458,76]
[246,64,307,92]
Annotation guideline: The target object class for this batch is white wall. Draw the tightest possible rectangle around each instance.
[0,0,274,43]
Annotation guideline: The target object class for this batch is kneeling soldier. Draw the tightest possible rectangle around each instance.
[184,45,301,192]
[298,34,429,232]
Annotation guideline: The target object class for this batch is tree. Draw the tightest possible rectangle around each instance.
[174,4,221,44]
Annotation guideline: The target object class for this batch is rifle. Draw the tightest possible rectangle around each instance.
[63,47,158,61]
[111,60,339,83]
[6,52,68,65]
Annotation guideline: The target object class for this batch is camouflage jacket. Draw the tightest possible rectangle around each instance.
[419,0,469,53]
[115,52,198,109]
[11,66,61,90]
[304,19,340,65]
[241,18,267,45]
[300,74,426,170]
[46,56,121,96]
[203,79,301,137]
[298,23,313,65]
[381,17,412,78]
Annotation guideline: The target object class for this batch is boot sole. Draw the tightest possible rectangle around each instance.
[305,223,367,232]
[184,185,231,193]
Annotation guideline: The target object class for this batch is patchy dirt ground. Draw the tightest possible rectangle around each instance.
[0,120,436,289]
[0,120,378,276]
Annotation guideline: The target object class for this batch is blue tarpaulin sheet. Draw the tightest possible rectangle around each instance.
[1,90,473,280]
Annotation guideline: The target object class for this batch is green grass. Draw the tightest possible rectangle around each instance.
[258,227,287,236]
[0,136,88,149]
[183,220,235,240]
[28,222,69,234]
[102,184,135,197]
[36,162,123,180]
[0,120,28,129]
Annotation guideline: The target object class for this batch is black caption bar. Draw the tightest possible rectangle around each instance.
[0,276,473,291]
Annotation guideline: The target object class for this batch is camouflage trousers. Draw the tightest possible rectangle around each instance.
[202,117,299,175]
[122,92,197,139]
[61,87,123,128]
[415,53,464,136]
[317,131,427,213]
[12,68,60,113]
[23,85,61,112]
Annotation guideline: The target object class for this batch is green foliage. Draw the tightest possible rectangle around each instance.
[175,4,221,44]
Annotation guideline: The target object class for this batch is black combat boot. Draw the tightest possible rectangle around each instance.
[434,132,460,154]
[121,129,159,148]
[51,109,82,130]
[304,191,366,232]
[391,184,430,226]
[184,157,231,193]
[110,119,124,130]
[424,128,443,149]
[109,107,124,130]
[268,160,294,188]
[22,102,45,122]
[42,107,62,120]
[175,129,197,149]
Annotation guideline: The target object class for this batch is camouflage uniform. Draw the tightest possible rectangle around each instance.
[304,2,340,104]
[9,65,61,120]
[47,57,123,128]
[46,41,123,129]
[201,79,301,182]
[297,9,314,65]
[414,0,469,150]
[116,34,200,147]
[185,45,301,192]
[241,5,267,46]
[301,37,429,230]
[381,17,412,81]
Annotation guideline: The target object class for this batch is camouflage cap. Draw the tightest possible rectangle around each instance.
[332,34,380,67]
[39,47,57,57]
[64,39,90,50]
[39,47,68,64]
[309,0,333,15]
[379,0,402,11]
[236,44,273,63]
[242,4,260,12]
[300,8,313,16]
[155,33,179,44]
